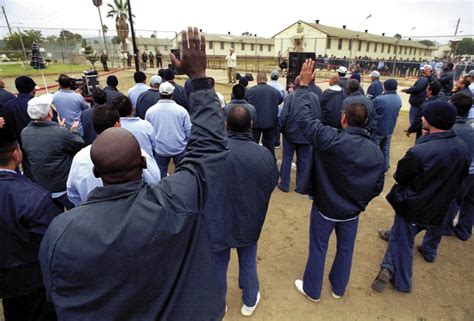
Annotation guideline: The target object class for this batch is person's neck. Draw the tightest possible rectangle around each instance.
[429,128,448,134]
[0,163,17,171]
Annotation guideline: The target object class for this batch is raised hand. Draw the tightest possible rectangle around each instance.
[170,27,206,80]
[0,117,4,128]
[299,59,315,87]
[70,120,79,131]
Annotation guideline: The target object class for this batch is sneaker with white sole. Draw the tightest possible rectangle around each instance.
[241,291,261,317]
[331,291,342,299]
[294,279,320,302]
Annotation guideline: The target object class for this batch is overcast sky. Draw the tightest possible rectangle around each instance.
[1,0,473,42]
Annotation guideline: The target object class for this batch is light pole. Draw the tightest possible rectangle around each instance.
[358,14,372,30]
[127,0,139,71]
[92,0,109,55]
[14,25,28,63]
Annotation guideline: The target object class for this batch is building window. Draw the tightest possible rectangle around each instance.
[381,43,385,53]
[259,44,263,51]
[374,43,378,52]
[393,45,396,54]
[268,45,271,52]
[250,43,254,51]
[230,42,235,50]
[358,40,362,51]
[241,43,245,50]
[387,45,391,53]
[366,41,370,51]
[399,46,402,54]
[338,38,342,50]
[404,47,407,54]
[326,38,331,49]
[409,47,412,55]
[209,41,213,49]
[220,42,224,50]
[348,39,353,51]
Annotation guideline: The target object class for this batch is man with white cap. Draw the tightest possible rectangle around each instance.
[225,48,237,84]
[136,75,162,119]
[367,70,383,100]
[337,66,349,92]
[402,65,432,126]
[145,81,192,178]
[21,94,84,210]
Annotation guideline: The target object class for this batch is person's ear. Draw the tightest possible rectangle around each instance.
[92,167,100,178]
[340,112,347,128]
[250,119,254,128]
[224,121,228,129]
[115,120,121,128]
[12,147,22,164]
[140,156,147,169]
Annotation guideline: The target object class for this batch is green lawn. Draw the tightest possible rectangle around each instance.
[0,63,97,78]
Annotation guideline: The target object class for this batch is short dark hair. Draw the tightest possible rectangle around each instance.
[428,81,442,96]
[114,95,133,117]
[450,92,473,117]
[93,104,120,134]
[58,74,71,88]
[344,102,368,127]
[158,69,165,78]
[446,62,454,70]
[226,105,251,133]
[133,71,146,83]
[347,79,360,94]
[163,69,175,81]
[92,88,107,105]
[107,75,119,87]
[0,128,18,166]
[208,77,215,88]
[232,84,245,99]
[460,77,471,89]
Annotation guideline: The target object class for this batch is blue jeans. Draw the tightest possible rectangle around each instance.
[375,134,392,172]
[212,243,259,307]
[279,138,311,192]
[381,214,425,292]
[303,205,359,299]
[154,150,186,178]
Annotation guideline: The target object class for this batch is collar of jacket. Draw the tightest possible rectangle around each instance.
[349,92,362,97]
[230,99,248,104]
[383,90,397,95]
[257,83,267,86]
[0,170,25,181]
[30,121,58,127]
[228,131,253,141]
[105,86,118,92]
[343,126,370,138]
[17,93,33,99]
[84,180,144,204]
[456,116,468,124]
[417,130,456,144]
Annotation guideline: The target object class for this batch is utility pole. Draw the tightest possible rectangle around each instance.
[452,18,461,60]
[454,18,460,36]
[16,27,28,62]
[127,0,139,71]
[97,5,109,55]
[1,6,12,35]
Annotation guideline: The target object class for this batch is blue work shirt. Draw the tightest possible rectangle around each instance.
[367,79,383,100]
[120,117,155,158]
[145,99,192,156]
[66,145,160,206]
[127,83,149,107]
[52,89,89,135]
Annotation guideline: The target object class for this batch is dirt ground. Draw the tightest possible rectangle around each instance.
[1,68,473,321]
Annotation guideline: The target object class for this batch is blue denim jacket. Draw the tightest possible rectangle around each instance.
[373,91,402,136]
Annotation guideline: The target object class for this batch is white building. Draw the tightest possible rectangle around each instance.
[273,20,436,61]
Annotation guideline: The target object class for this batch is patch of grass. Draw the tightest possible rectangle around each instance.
[0,63,96,78]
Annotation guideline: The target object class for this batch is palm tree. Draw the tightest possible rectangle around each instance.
[106,0,130,50]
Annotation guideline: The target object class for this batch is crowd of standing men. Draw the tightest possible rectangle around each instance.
[0,26,473,321]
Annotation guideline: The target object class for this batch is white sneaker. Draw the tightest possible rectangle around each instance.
[294,279,320,302]
[331,291,342,299]
[240,291,261,317]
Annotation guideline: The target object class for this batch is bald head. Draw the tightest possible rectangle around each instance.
[0,80,4,88]
[226,105,251,133]
[91,128,145,185]
[329,74,340,86]
[256,72,267,83]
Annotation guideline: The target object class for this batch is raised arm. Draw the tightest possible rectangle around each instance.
[156,27,228,211]
[295,60,339,151]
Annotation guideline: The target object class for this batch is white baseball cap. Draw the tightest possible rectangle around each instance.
[370,70,381,78]
[337,66,347,74]
[159,81,175,95]
[27,94,53,120]
[150,75,162,86]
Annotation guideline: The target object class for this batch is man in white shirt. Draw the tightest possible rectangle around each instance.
[225,48,237,84]
[67,105,160,205]
[145,82,192,178]
[127,71,149,108]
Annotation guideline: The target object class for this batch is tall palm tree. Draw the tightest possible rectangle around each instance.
[106,0,130,49]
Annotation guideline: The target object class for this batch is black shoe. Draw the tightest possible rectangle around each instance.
[277,184,289,193]
[371,268,392,293]
[378,230,390,242]
[417,245,434,263]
